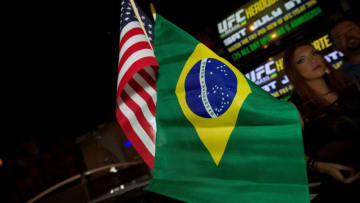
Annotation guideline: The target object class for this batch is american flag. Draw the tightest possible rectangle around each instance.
[116,0,158,168]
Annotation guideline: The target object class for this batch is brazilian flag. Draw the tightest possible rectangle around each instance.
[146,15,309,203]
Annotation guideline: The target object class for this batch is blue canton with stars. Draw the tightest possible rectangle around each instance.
[185,58,237,118]
[120,0,154,43]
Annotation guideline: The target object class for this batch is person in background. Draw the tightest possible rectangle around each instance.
[283,43,360,203]
[330,20,360,81]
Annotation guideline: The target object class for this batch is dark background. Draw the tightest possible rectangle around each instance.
[9,0,249,141]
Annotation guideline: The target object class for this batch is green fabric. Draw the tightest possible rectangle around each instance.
[146,15,309,203]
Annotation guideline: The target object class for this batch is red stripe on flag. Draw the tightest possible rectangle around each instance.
[120,90,155,142]
[117,57,158,98]
[128,78,156,116]
[118,41,152,72]
[137,69,156,90]
[119,27,144,50]
[115,107,154,168]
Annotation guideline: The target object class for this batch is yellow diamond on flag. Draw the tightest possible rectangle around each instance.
[175,43,251,166]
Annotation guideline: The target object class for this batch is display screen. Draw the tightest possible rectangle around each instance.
[244,34,344,100]
[217,0,322,63]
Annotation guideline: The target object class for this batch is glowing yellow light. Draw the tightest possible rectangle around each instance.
[249,24,256,31]
[264,44,268,48]
[271,33,277,39]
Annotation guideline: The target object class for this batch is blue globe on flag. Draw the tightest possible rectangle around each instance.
[185,58,237,118]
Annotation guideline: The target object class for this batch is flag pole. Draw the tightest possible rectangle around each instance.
[150,2,156,21]
[129,0,153,49]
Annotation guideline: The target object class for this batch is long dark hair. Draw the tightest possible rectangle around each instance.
[283,43,352,108]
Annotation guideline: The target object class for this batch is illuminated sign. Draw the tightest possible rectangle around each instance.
[217,0,322,63]
[244,34,344,100]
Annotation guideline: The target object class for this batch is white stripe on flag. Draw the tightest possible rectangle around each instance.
[132,72,157,104]
[120,21,141,40]
[118,97,155,156]
[143,66,156,81]
[123,84,156,131]
[118,49,155,86]
[119,34,148,63]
